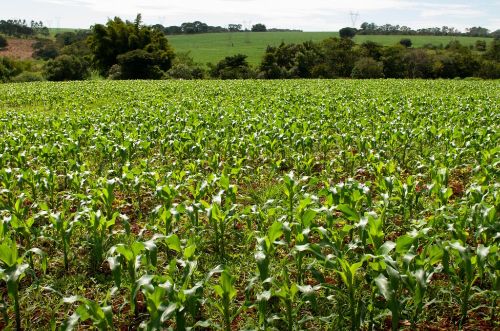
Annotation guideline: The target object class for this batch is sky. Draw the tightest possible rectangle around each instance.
[2,0,499,32]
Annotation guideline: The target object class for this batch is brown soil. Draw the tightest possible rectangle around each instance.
[0,38,35,60]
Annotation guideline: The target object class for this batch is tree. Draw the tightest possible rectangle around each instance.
[399,38,412,48]
[339,27,357,39]
[44,55,90,81]
[381,45,407,78]
[210,54,254,79]
[476,60,500,79]
[475,40,487,52]
[32,39,59,60]
[359,41,383,60]
[466,26,489,37]
[228,24,242,32]
[116,49,164,79]
[484,38,500,62]
[351,57,384,78]
[321,37,357,77]
[0,35,7,49]
[403,49,434,78]
[251,24,267,32]
[88,14,175,75]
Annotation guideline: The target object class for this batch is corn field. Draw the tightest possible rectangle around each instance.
[0,80,499,330]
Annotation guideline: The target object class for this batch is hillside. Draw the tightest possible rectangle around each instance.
[0,38,35,60]
[167,32,493,65]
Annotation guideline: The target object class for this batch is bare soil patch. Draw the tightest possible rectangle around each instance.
[0,38,35,60]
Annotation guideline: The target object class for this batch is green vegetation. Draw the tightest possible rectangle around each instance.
[0,79,498,330]
[167,32,493,65]
[47,28,81,37]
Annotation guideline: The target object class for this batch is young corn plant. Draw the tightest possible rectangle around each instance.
[206,177,237,261]
[107,236,162,316]
[444,241,485,328]
[251,221,283,329]
[142,237,205,329]
[85,209,116,272]
[336,257,365,331]
[374,259,403,331]
[212,269,239,331]
[48,212,74,271]
[60,295,114,331]
[0,239,47,331]
[273,265,299,331]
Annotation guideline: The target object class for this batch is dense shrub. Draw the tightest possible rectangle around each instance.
[11,71,44,82]
[0,35,7,49]
[351,57,384,78]
[0,57,23,82]
[339,27,357,39]
[44,55,90,81]
[32,39,59,60]
[116,49,165,79]
[210,54,255,79]
[476,60,500,79]
[399,38,412,48]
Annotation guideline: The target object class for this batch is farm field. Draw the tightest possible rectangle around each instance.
[0,80,499,330]
[167,32,493,65]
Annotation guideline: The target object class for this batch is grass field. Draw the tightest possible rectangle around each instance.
[0,80,498,330]
[47,27,81,37]
[167,32,493,65]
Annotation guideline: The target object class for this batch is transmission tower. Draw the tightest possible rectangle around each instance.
[349,11,359,28]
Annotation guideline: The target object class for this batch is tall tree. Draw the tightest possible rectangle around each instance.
[88,14,175,75]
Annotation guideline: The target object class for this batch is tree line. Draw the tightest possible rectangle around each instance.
[0,19,49,37]
[1,14,499,82]
[151,21,299,35]
[358,22,499,38]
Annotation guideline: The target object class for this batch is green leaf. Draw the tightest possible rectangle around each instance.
[165,234,181,252]
[396,235,414,254]
[337,204,360,222]
[375,274,392,301]
[267,221,283,243]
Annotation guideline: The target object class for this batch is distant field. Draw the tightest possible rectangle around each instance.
[9,30,493,66]
[168,32,492,65]
[48,27,81,36]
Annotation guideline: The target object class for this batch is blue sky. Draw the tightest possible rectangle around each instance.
[3,0,499,31]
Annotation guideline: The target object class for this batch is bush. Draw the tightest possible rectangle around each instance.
[210,54,255,79]
[116,49,166,80]
[0,57,23,82]
[476,60,500,79]
[167,52,205,79]
[11,71,44,82]
[351,57,384,78]
[339,27,357,39]
[32,39,59,60]
[399,38,412,48]
[0,34,7,49]
[107,64,122,80]
[167,64,194,79]
[44,55,90,81]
